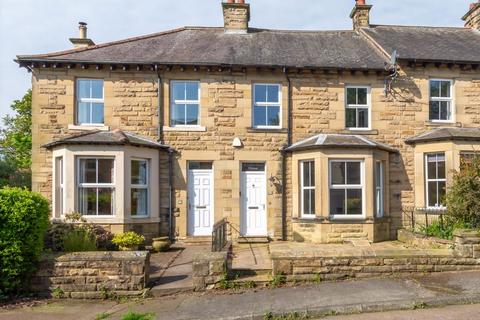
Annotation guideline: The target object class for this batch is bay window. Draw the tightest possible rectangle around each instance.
[171,81,200,126]
[425,153,446,208]
[329,160,364,217]
[131,159,149,217]
[300,160,315,217]
[429,79,453,122]
[78,158,115,216]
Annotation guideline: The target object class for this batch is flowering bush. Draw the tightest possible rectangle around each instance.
[112,232,145,249]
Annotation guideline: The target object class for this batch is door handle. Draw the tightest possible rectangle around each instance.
[196,205,207,209]
[248,206,259,209]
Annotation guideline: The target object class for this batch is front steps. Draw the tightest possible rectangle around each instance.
[236,236,270,244]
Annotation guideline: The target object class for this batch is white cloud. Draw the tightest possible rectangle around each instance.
[0,0,472,122]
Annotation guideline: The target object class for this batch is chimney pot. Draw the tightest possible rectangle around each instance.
[226,0,234,3]
[236,0,245,3]
[356,0,366,5]
[78,22,87,39]
[70,21,95,48]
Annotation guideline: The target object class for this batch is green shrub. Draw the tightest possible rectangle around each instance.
[112,232,145,249]
[446,155,480,228]
[0,187,49,296]
[419,218,469,240]
[63,228,97,252]
[121,311,155,320]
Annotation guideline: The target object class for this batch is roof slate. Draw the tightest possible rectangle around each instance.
[16,27,389,70]
[43,130,169,150]
[362,25,480,64]
[405,128,480,144]
[286,134,398,153]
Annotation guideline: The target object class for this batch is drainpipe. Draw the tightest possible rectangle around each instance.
[281,69,292,241]
[156,65,164,144]
[168,148,174,242]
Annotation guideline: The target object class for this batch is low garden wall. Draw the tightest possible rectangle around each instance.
[31,251,150,299]
[397,229,453,249]
[192,251,230,290]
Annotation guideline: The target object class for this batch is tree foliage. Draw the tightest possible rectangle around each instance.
[446,155,480,228]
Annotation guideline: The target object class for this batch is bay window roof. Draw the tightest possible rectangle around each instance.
[405,128,480,145]
[286,134,398,153]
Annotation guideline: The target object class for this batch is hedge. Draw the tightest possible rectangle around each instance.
[0,187,49,296]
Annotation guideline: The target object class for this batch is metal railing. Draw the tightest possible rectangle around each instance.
[211,218,229,252]
[402,206,447,231]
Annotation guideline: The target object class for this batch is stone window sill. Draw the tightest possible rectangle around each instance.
[163,126,207,132]
[342,129,379,135]
[68,124,110,131]
[246,127,288,134]
[424,121,461,127]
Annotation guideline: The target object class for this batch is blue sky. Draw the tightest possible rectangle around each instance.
[0,0,473,123]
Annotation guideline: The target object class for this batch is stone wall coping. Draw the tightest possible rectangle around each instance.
[193,251,228,262]
[42,251,150,262]
[270,248,455,260]
[453,229,480,238]
[397,229,454,246]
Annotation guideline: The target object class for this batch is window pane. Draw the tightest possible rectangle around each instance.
[429,101,440,120]
[438,181,446,206]
[98,188,113,215]
[347,189,362,215]
[80,159,97,183]
[437,157,446,180]
[375,162,381,186]
[357,88,367,105]
[132,160,147,185]
[303,189,311,215]
[440,81,450,98]
[185,82,199,101]
[78,102,90,124]
[253,105,267,127]
[267,85,279,103]
[303,162,312,187]
[91,80,103,99]
[172,82,185,101]
[331,162,346,185]
[430,80,440,98]
[347,162,361,185]
[78,80,90,99]
[186,104,199,125]
[91,103,104,124]
[267,106,280,126]
[330,189,345,215]
[189,162,213,170]
[241,163,265,172]
[440,101,450,120]
[171,104,186,126]
[79,188,97,215]
[97,159,114,183]
[346,88,356,105]
[254,84,267,103]
[428,181,438,207]
[346,108,356,128]
[358,108,369,128]
[427,155,437,179]
[131,189,148,216]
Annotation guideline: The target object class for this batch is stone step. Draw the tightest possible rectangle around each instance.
[341,232,368,239]
[180,236,212,244]
[230,268,272,277]
[148,286,194,298]
[237,236,270,244]
[233,274,271,285]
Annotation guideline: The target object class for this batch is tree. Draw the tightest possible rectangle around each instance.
[0,90,32,188]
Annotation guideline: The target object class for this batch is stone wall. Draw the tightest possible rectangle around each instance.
[192,251,229,290]
[31,251,150,299]
[397,229,453,249]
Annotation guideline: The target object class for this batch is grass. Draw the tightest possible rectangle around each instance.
[121,311,156,320]
[263,311,309,320]
[268,274,286,288]
[95,312,111,320]
[51,288,64,299]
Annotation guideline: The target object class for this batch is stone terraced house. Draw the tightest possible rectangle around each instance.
[16,0,480,244]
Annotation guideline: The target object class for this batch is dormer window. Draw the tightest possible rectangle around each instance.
[76,79,104,125]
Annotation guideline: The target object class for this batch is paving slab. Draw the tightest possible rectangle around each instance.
[231,243,272,272]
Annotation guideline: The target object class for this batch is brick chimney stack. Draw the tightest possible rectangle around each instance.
[69,22,95,48]
[222,0,250,34]
[462,1,480,30]
[350,0,372,30]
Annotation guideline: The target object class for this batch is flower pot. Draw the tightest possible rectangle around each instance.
[152,237,171,252]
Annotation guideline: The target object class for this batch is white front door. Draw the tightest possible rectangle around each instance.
[188,163,214,236]
[241,163,267,236]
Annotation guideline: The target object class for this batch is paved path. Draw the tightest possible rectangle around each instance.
[329,303,480,320]
[2,271,480,320]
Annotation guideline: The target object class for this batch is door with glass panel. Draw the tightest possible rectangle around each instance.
[77,158,115,216]
[241,163,267,236]
[188,162,214,236]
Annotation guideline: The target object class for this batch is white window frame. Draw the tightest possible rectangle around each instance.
[170,80,201,127]
[429,79,454,123]
[375,161,384,218]
[329,160,365,219]
[345,85,371,130]
[300,160,316,218]
[76,157,115,217]
[252,83,282,129]
[131,159,149,218]
[425,153,446,209]
[76,78,105,126]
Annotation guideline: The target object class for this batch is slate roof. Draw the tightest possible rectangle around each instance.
[286,134,398,153]
[43,129,169,150]
[15,27,389,70]
[362,25,480,64]
[405,128,480,144]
